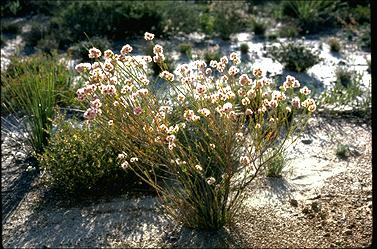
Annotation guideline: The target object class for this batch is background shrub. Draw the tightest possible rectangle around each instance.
[179,42,193,59]
[281,0,341,34]
[210,2,248,40]
[278,24,299,38]
[336,143,350,159]
[1,0,63,17]
[23,21,50,48]
[203,46,221,64]
[335,67,353,87]
[328,37,341,53]
[250,18,267,36]
[318,67,371,111]
[47,1,165,49]
[268,41,321,72]
[240,43,249,54]
[1,20,22,34]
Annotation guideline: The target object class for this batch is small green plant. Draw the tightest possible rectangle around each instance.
[1,53,75,156]
[358,25,370,52]
[264,149,288,178]
[336,143,350,159]
[328,37,341,53]
[318,68,371,111]
[67,37,111,62]
[335,67,352,87]
[250,18,266,36]
[240,43,249,54]
[268,41,321,72]
[35,35,59,54]
[203,46,221,65]
[278,24,299,38]
[281,0,340,34]
[179,42,193,59]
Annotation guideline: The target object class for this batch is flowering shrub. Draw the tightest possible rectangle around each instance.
[74,33,316,230]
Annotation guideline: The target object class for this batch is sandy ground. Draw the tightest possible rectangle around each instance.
[1,114,372,248]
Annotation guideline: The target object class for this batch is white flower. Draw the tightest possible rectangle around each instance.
[206,177,216,185]
[195,165,203,171]
[88,47,101,59]
[144,32,155,41]
[75,63,92,73]
[121,44,133,55]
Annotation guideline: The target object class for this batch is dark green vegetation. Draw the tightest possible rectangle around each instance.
[328,37,341,53]
[335,143,350,159]
[179,42,193,59]
[1,0,370,52]
[268,41,321,72]
[40,115,139,196]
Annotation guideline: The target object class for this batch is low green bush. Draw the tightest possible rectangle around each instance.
[203,46,221,65]
[335,67,352,87]
[179,42,193,59]
[268,41,321,72]
[240,43,249,54]
[210,2,248,40]
[250,18,267,36]
[23,21,49,47]
[35,35,59,54]
[1,0,63,17]
[358,25,370,52]
[48,1,165,49]
[335,143,350,159]
[40,116,133,195]
[278,24,299,38]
